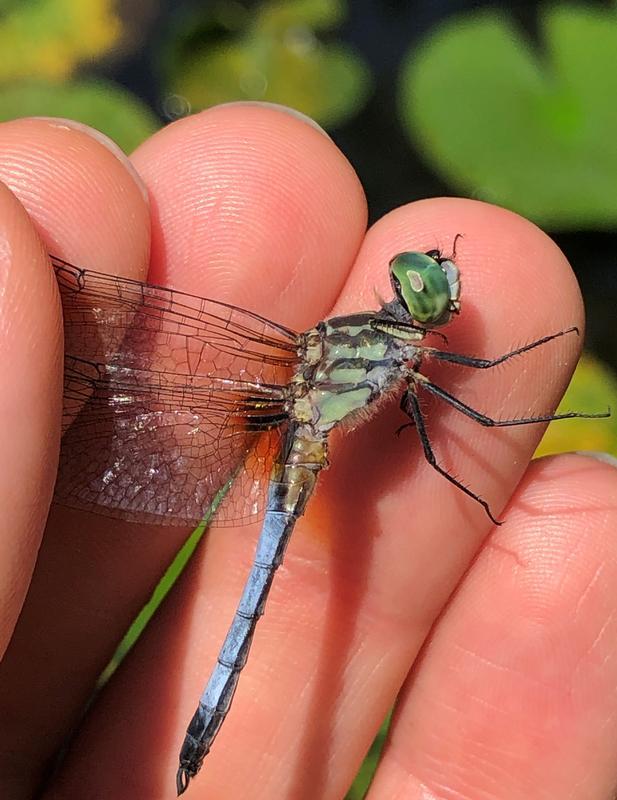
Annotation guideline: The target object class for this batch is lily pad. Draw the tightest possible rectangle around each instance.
[0,80,160,153]
[166,0,370,129]
[400,7,617,229]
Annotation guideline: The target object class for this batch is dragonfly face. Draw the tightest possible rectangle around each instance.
[389,250,461,327]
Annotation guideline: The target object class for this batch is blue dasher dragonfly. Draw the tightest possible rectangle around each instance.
[51,247,605,795]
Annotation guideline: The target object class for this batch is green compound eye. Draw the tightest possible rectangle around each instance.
[389,250,460,327]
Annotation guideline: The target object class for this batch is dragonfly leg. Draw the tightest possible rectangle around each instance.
[426,327,580,369]
[395,392,415,437]
[400,389,500,525]
[415,373,609,427]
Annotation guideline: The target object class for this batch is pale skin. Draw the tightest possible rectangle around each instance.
[1,104,617,800]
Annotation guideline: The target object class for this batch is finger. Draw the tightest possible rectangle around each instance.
[367,454,617,800]
[0,182,61,655]
[132,103,364,329]
[2,105,367,799]
[44,200,586,799]
[0,117,150,272]
[0,116,151,798]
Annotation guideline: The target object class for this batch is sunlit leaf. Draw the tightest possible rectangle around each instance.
[536,354,617,458]
[400,7,617,228]
[166,0,370,129]
[0,80,160,152]
[257,0,346,31]
[0,0,121,82]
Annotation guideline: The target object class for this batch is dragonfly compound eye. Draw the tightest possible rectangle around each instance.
[389,250,461,327]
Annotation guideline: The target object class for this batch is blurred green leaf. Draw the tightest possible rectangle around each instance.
[97,476,233,688]
[346,714,391,800]
[166,0,370,129]
[257,0,346,31]
[0,80,160,152]
[536,354,617,458]
[0,0,121,82]
[400,6,617,229]
[97,522,208,688]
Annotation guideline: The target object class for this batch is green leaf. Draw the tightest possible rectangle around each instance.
[346,714,391,800]
[400,7,617,229]
[96,475,234,689]
[0,80,160,153]
[166,0,370,129]
[0,0,121,81]
[536,354,617,458]
[256,0,346,31]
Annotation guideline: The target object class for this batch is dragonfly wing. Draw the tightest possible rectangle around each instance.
[53,259,298,527]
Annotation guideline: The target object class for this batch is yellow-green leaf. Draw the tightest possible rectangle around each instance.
[0,0,120,82]
[0,80,160,153]
[536,354,617,458]
[166,0,370,129]
[400,7,617,229]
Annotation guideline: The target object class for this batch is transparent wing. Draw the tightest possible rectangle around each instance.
[53,257,300,527]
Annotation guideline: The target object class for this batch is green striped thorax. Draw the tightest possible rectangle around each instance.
[389,250,461,327]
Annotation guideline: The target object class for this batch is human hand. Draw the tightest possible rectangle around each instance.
[1,105,616,800]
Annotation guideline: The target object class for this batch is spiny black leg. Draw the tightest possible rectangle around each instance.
[396,392,415,436]
[401,390,501,525]
[417,375,610,427]
[426,327,580,369]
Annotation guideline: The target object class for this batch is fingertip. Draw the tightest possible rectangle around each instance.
[0,117,151,279]
[213,101,333,139]
[131,104,367,328]
[0,180,62,651]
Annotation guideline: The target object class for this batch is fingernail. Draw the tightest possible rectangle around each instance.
[575,451,617,468]
[217,101,331,138]
[28,117,150,205]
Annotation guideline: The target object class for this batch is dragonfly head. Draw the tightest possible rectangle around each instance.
[389,250,461,328]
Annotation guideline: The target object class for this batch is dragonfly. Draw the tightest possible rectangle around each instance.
[51,246,606,795]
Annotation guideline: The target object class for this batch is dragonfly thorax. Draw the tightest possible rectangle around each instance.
[291,314,411,433]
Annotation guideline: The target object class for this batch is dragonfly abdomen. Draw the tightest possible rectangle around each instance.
[176,431,326,794]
